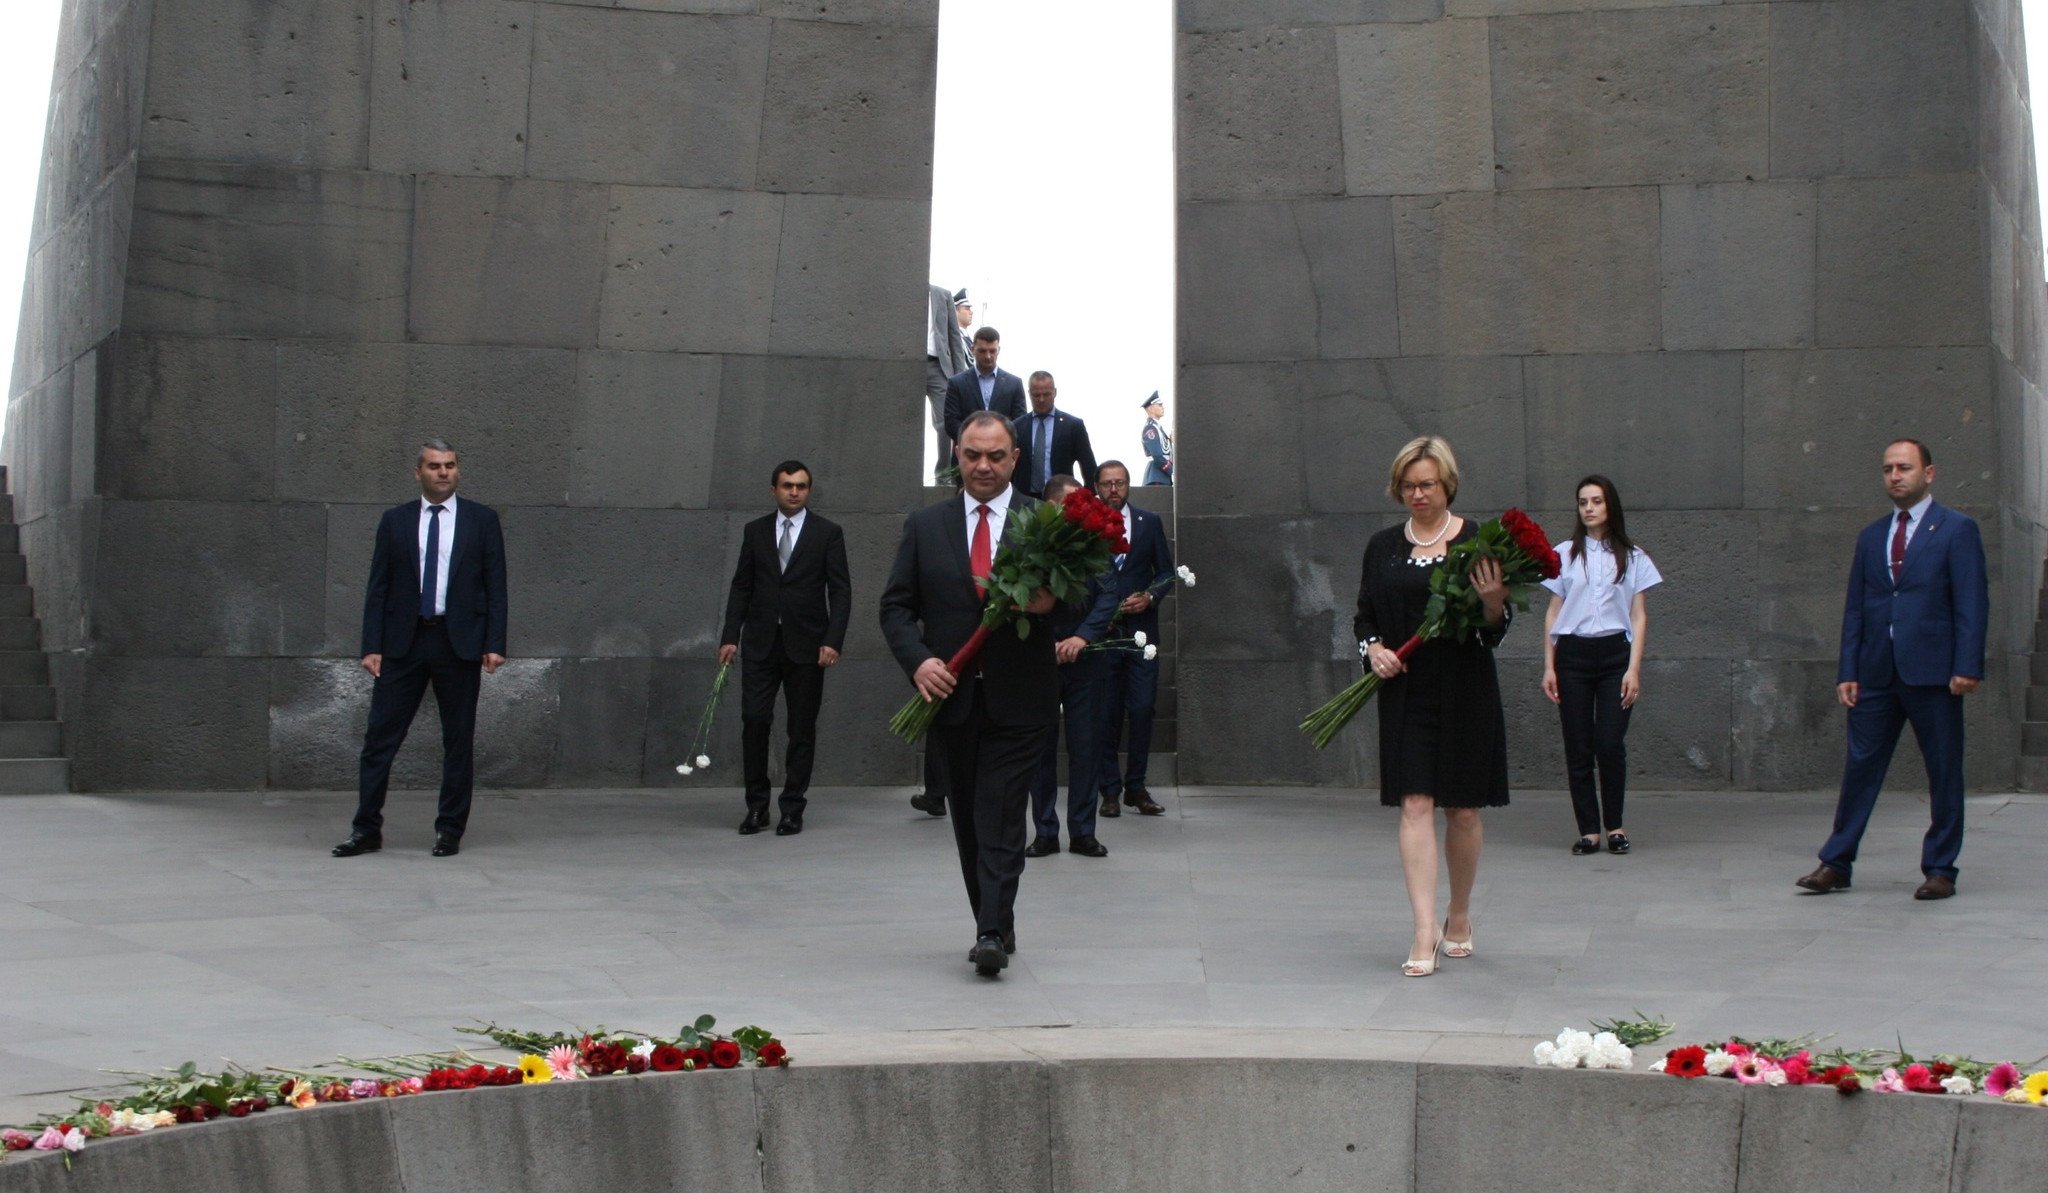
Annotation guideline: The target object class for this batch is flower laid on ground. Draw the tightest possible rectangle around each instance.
[1638,1035,2048,1102]
[1532,1028,1632,1071]
[676,663,732,775]
[2025,1072,2048,1105]
[1,1015,792,1170]
[1303,509,1561,748]
[889,485,1127,741]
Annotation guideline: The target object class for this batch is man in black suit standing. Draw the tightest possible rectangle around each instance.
[881,410,1065,976]
[719,460,853,837]
[942,327,1025,446]
[1094,461,1174,820]
[1015,371,1098,499]
[334,441,508,859]
[1027,475,1118,859]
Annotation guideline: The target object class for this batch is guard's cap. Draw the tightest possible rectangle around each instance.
[1141,391,1163,409]
[952,288,971,306]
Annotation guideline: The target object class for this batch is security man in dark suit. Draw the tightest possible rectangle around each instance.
[719,460,853,836]
[1798,439,1988,901]
[881,409,1069,976]
[1095,460,1174,820]
[1016,371,1098,499]
[942,326,1026,445]
[1026,475,1119,859]
[334,440,508,859]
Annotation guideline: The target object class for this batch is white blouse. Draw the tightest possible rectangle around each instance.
[1542,538,1662,641]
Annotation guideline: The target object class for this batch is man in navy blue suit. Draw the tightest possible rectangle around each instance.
[1025,475,1120,859]
[334,441,509,859]
[942,327,1026,446]
[1798,439,1987,900]
[1093,461,1175,820]
[1015,372,1098,499]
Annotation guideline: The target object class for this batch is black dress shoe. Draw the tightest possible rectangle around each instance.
[1606,833,1631,855]
[738,809,770,835]
[1024,836,1060,858]
[1795,864,1851,893]
[910,792,947,817]
[1124,788,1165,816]
[1069,835,1109,858]
[331,833,382,858]
[775,813,803,836]
[1571,837,1601,856]
[1914,875,1956,900]
[970,935,1008,975]
[1098,796,1121,819]
[431,835,460,857]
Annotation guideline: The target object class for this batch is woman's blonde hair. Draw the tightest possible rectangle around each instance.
[1386,436,1460,504]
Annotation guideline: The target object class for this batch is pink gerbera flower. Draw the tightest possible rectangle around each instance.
[1986,1062,2023,1097]
[547,1044,582,1081]
[1733,1056,1768,1084]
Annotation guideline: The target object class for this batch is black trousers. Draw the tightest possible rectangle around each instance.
[1555,633,1633,836]
[1098,648,1158,795]
[741,629,825,816]
[931,686,1042,939]
[354,620,482,840]
[1031,655,1102,841]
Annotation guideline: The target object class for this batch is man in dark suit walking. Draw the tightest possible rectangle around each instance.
[334,441,508,859]
[881,410,1065,976]
[1094,461,1174,820]
[1015,372,1098,499]
[942,327,1025,446]
[1798,439,1988,901]
[1027,475,1118,859]
[719,460,852,836]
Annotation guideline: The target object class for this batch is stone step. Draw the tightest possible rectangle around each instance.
[2028,687,2048,722]
[2037,621,2048,652]
[0,652,50,686]
[2032,653,2048,686]
[0,756,68,794]
[0,721,62,756]
[2024,721,2048,757]
[0,587,33,618]
[0,618,41,652]
[0,525,21,555]
[0,555,27,585]
[2021,754,2048,793]
[0,685,56,720]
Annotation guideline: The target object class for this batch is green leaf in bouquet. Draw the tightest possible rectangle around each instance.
[695,1014,717,1032]
[1015,619,1031,640]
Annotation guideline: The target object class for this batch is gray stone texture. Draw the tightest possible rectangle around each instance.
[1178,28,1345,202]
[1179,199,1399,365]
[407,175,608,348]
[367,0,535,178]
[1660,182,1816,351]
[1334,20,1492,196]
[1769,0,1975,180]
[1735,1082,1958,1192]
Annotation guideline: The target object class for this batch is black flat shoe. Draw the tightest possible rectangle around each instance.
[738,810,770,835]
[1023,836,1060,858]
[1606,833,1630,854]
[431,835,460,857]
[1069,835,1109,858]
[775,813,803,836]
[970,936,1008,976]
[1571,837,1601,856]
[909,792,947,817]
[1098,797,1121,819]
[331,833,381,858]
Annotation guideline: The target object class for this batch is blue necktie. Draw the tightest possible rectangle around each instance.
[420,505,444,618]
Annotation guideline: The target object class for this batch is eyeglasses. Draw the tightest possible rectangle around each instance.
[1398,481,1441,497]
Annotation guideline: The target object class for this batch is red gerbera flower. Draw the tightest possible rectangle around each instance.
[1667,1045,1709,1078]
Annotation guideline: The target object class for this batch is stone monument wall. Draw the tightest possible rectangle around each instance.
[1174,0,2048,789]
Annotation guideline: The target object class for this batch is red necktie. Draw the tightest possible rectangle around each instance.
[1889,511,1909,582]
[971,504,992,600]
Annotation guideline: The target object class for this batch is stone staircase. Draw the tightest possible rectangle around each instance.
[2022,556,2048,789]
[0,467,69,793]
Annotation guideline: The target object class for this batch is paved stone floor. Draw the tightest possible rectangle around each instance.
[2,783,2044,1121]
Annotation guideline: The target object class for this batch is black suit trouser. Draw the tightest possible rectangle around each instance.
[932,685,1042,938]
[926,358,952,473]
[741,628,825,815]
[354,621,482,840]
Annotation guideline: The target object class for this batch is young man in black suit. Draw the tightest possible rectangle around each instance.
[334,440,508,859]
[1015,371,1098,499]
[941,327,1026,446]
[1094,461,1174,819]
[719,460,853,836]
[881,410,1066,976]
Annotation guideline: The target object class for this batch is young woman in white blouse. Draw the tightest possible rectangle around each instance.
[1540,476,1662,856]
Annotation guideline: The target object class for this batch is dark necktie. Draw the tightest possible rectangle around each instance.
[971,505,992,600]
[420,504,445,618]
[1889,510,1909,582]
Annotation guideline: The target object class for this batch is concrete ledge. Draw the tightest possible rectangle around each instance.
[2,1031,2033,1192]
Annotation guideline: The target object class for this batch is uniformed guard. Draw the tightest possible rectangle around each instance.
[1140,393,1173,486]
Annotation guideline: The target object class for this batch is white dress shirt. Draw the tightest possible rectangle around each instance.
[417,494,458,617]
[963,485,1014,552]
[1115,503,1134,566]
[1542,537,1662,641]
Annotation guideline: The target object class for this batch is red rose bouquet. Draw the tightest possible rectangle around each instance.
[888,487,1128,742]
[1301,509,1560,748]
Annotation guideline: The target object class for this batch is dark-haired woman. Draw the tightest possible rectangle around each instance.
[1540,476,1662,856]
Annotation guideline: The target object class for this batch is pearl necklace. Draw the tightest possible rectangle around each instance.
[1405,515,1452,548]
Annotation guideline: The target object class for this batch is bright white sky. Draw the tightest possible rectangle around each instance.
[1,0,2045,482]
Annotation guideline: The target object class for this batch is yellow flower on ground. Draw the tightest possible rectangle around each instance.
[2023,1072,2048,1105]
[518,1055,552,1084]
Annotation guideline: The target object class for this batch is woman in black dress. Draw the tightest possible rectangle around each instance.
[1354,437,1510,977]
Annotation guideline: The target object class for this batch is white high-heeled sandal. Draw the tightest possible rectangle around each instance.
[1443,919,1474,959]
[1402,935,1442,977]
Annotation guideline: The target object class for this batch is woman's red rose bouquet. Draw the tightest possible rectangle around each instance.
[1301,509,1561,748]
[888,487,1128,742]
